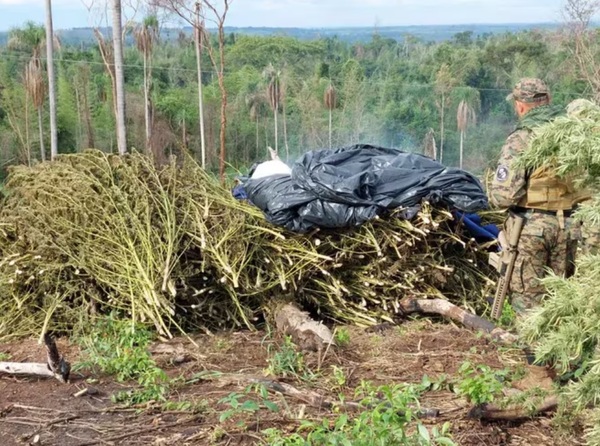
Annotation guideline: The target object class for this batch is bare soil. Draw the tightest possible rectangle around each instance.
[0,320,582,446]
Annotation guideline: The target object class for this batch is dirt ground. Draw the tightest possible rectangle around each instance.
[0,320,582,446]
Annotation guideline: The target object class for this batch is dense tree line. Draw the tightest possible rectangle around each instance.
[0,15,592,180]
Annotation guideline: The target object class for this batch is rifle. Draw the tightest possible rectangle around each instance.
[489,214,526,320]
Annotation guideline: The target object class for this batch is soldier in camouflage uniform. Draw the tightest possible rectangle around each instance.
[489,78,583,315]
[566,98,600,256]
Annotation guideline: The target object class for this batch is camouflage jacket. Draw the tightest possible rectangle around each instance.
[489,105,564,209]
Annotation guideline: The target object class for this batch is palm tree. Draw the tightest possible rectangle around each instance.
[8,23,46,161]
[324,83,337,149]
[134,15,159,154]
[263,64,281,154]
[456,100,477,169]
[434,64,456,164]
[7,22,45,58]
[112,0,127,155]
[45,0,57,160]
[24,58,46,161]
[279,68,294,160]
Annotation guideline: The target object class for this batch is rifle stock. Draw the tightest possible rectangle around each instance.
[490,215,526,320]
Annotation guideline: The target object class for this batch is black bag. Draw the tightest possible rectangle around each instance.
[243,144,488,232]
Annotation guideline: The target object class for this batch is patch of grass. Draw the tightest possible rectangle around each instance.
[421,374,451,392]
[329,365,347,390]
[75,314,168,405]
[263,381,456,445]
[214,337,233,352]
[334,327,351,348]
[499,301,517,329]
[218,384,279,427]
[455,361,508,406]
[0,352,11,361]
[161,399,208,413]
[266,336,315,381]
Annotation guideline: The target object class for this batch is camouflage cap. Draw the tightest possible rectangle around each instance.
[506,78,550,103]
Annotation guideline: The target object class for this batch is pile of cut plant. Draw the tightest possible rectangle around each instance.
[515,99,600,445]
[0,149,495,341]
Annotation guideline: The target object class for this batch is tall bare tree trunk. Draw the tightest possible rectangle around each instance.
[264,116,269,157]
[216,28,227,182]
[37,107,46,161]
[282,98,289,160]
[25,90,31,164]
[93,29,118,127]
[324,84,336,149]
[143,51,151,152]
[194,4,206,168]
[182,111,187,152]
[459,130,464,169]
[329,108,332,148]
[112,0,127,155]
[255,113,259,157]
[273,107,278,153]
[439,93,445,163]
[45,0,58,160]
[82,83,95,148]
[74,85,83,148]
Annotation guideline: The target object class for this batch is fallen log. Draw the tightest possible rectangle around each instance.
[0,334,70,383]
[468,396,558,421]
[274,303,335,351]
[398,297,518,345]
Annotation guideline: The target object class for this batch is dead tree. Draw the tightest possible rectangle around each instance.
[0,334,70,383]
[153,0,232,182]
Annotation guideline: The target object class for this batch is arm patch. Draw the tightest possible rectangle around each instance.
[495,165,509,183]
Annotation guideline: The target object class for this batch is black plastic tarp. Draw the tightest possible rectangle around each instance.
[242,144,488,233]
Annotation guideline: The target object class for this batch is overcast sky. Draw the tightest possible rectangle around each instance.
[0,0,565,31]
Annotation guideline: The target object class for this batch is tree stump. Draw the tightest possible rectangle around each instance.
[273,303,335,351]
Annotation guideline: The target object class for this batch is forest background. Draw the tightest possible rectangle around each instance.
[0,6,593,181]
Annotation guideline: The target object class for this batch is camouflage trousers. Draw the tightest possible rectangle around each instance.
[504,211,580,314]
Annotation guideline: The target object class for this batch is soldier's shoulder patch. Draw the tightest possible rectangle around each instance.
[495,165,509,183]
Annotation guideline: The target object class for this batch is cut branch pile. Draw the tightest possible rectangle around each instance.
[0,150,496,340]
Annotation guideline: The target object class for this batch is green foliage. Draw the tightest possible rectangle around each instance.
[266,336,314,381]
[517,101,600,188]
[519,257,600,378]
[334,327,351,348]
[218,384,279,426]
[76,313,168,405]
[263,381,455,446]
[499,300,517,329]
[584,409,600,446]
[330,365,347,390]
[1,24,584,173]
[515,99,600,445]
[455,362,508,406]
[0,352,11,361]
[501,386,552,415]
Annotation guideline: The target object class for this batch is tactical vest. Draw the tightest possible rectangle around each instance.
[516,105,588,211]
[517,166,590,211]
